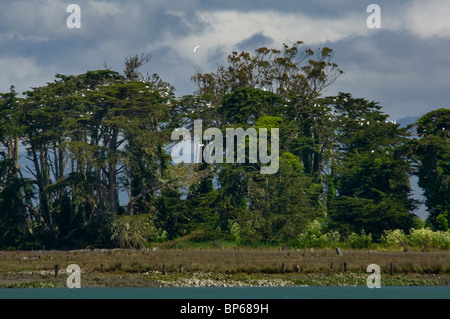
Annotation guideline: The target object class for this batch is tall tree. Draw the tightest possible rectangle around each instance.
[327,93,418,238]
[410,108,450,230]
[192,41,342,107]
[0,88,31,247]
[0,86,22,183]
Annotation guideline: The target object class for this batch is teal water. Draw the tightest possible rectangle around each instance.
[0,286,448,299]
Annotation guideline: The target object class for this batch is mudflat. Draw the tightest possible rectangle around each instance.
[0,248,448,288]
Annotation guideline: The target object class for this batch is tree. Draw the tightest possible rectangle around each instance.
[192,41,343,106]
[18,70,124,242]
[123,53,152,81]
[2,42,437,249]
[187,42,344,243]
[247,150,323,243]
[284,94,335,179]
[410,108,450,230]
[0,86,22,181]
[327,93,418,238]
[0,161,32,248]
[0,87,32,247]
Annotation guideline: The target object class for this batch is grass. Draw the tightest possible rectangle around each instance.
[0,281,55,288]
[0,247,449,287]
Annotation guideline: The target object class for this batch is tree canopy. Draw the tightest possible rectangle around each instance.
[0,45,447,249]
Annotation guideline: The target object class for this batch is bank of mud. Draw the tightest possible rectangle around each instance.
[1,270,449,288]
[0,248,449,288]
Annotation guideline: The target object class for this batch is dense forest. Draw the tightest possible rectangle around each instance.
[0,42,449,249]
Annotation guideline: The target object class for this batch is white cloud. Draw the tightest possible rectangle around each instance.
[88,1,123,16]
[0,56,55,94]
[0,0,67,42]
[0,0,448,121]
[0,0,145,43]
[377,0,450,39]
[403,0,450,39]
[154,10,371,67]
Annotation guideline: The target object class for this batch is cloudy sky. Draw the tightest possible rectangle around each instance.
[1,0,448,218]
[1,0,449,121]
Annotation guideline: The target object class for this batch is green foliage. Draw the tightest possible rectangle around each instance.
[408,228,434,248]
[429,230,450,249]
[109,214,167,249]
[327,93,417,238]
[411,108,450,231]
[297,219,341,248]
[228,220,242,242]
[221,87,283,125]
[347,231,373,249]
[380,228,450,249]
[245,151,324,243]
[0,43,448,250]
[0,170,31,248]
[381,229,407,247]
[0,281,56,288]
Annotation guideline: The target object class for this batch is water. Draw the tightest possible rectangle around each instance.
[0,286,448,299]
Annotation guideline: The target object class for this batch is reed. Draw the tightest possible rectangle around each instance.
[0,248,448,275]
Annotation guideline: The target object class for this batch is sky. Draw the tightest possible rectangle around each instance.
[1,0,449,120]
[1,0,449,218]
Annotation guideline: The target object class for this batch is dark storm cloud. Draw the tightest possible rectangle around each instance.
[237,33,273,51]
[0,0,448,122]
[326,30,450,119]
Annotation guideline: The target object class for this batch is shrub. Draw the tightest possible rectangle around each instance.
[407,228,434,248]
[298,219,323,247]
[297,219,341,248]
[228,220,242,243]
[347,231,372,249]
[430,230,450,249]
[326,230,341,243]
[381,229,406,248]
[109,214,167,249]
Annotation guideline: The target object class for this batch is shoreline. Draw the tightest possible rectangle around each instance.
[2,270,449,289]
[1,248,449,288]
